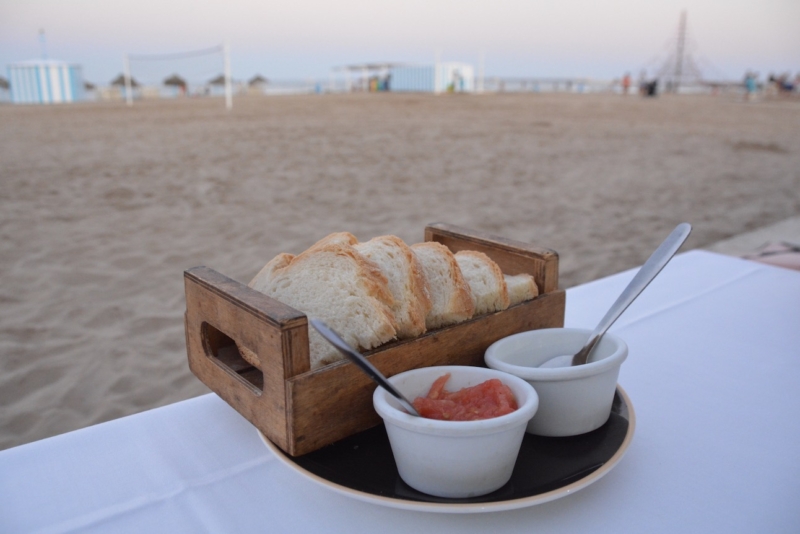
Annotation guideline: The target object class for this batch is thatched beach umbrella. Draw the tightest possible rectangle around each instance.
[83,81,95,90]
[163,74,187,89]
[111,74,139,87]
[208,74,226,86]
[248,74,268,86]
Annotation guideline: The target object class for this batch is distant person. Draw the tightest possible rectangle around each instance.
[622,73,631,95]
[645,79,658,97]
[744,71,757,101]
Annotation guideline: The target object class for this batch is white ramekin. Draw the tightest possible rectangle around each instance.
[373,365,539,498]
[485,328,627,437]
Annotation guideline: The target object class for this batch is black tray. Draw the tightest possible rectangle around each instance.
[260,386,634,513]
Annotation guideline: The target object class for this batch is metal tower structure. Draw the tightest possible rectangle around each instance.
[656,11,703,92]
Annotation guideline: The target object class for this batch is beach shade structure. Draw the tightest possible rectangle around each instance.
[84,81,95,91]
[208,74,226,86]
[163,74,187,88]
[246,74,268,96]
[248,74,268,86]
[206,74,233,97]
[111,74,140,101]
[163,74,188,97]
[111,74,139,87]
[0,76,9,90]
[7,59,85,104]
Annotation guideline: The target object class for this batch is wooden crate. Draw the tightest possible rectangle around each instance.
[184,223,566,456]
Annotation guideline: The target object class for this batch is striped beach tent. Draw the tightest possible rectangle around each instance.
[390,63,475,94]
[7,59,85,104]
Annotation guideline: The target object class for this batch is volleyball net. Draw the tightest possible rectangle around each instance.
[123,44,232,108]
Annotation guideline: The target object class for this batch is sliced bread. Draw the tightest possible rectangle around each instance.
[306,231,359,250]
[410,242,475,329]
[504,273,539,306]
[238,252,297,369]
[454,250,510,314]
[250,252,295,286]
[248,238,397,370]
[354,235,431,338]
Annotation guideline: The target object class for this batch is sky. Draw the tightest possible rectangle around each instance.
[1,0,798,85]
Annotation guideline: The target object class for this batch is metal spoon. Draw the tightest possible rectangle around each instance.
[309,317,421,416]
[540,222,692,368]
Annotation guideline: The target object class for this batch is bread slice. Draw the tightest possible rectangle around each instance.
[247,237,397,370]
[504,273,539,306]
[410,242,475,329]
[306,231,359,250]
[237,253,297,369]
[454,250,510,314]
[246,232,359,305]
[250,252,295,285]
[354,236,431,338]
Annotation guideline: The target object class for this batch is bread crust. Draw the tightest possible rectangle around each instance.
[411,242,475,328]
[356,235,431,338]
[242,233,532,371]
[455,250,510,314]
[249,253,294,293]
[247,238,396,369]
[306,231,359,251]
[505,273,539,306]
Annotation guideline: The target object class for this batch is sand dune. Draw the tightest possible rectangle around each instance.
[1,92,798,450]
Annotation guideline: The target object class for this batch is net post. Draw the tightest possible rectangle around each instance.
[123,55,133,106]
[223,42,233,110]
[478,50,485,94]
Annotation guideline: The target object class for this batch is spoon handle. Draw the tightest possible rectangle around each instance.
[572,223,692,365]
[309,318,421,416]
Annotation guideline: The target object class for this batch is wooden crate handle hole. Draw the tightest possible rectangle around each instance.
[200,322,264,395]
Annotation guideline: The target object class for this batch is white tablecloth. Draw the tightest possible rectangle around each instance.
[2,251,799,533]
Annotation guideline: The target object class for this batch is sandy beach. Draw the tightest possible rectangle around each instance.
[1,92,799,450]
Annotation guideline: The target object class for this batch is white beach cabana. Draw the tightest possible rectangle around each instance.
[7,59,85,104]
[331,62,475,94]
[390,63,475,94]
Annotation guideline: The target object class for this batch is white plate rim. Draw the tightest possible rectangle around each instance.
[259,385,635,514]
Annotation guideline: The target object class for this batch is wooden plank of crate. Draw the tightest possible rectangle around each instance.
[285,289,565,456]
[424,222,560,294]
[184,267,310,452]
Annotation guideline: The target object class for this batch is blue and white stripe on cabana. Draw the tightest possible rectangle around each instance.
[7,59,85,104]
[390,63,475,94]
